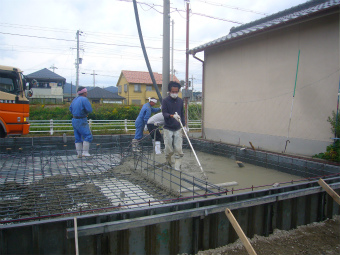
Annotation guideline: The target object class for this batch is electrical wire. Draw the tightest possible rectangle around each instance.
[0,32,186,52]
[117,0,243,24]
[195,0,268,16]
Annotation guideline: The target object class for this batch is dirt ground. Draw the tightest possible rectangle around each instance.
[197,215,340,255]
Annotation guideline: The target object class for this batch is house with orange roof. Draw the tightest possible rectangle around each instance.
[116,70,181,105]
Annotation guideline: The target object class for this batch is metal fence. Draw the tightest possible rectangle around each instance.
[29,119,202,135]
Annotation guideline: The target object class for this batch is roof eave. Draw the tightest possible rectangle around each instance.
[189,5,339,55]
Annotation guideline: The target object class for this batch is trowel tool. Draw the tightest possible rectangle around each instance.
[174,112,208,180]
[236,161,244,167]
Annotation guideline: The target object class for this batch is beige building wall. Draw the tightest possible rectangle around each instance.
[203,13,339,156]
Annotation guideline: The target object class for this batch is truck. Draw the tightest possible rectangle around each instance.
[0,65,34,138]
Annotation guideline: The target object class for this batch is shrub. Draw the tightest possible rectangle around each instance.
[313,110,340,162]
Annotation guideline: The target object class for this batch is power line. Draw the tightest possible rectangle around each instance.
[0,22,204,45]
[0,32,186,52]
[118,0,243,24]
[0,22,75,34]
[195,0,268,16]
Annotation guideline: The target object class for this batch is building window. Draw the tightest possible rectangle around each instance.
[118,85,121,93]
[132,100,141,105]
[146,85,152,91]
[124,84,127,92]
[134,84,141,92]
[38,82,50,88]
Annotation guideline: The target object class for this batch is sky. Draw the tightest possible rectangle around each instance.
[0,0,308,92]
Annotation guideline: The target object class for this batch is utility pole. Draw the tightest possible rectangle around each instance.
[185,0,190,127]
[81,71,98,87]
[50,64,58,72]
[162,0,170,98]
[92,70,97,87]
[190,75,195,101]
[75,30,83,93]
[171,19,174,81]
[190,75,195,92]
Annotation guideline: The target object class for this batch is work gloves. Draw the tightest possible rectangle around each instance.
[173,112,181,122]
[144,125,148,131]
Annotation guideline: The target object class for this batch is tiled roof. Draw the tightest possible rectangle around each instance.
[26,68,66,81]
[87,87,125,100]
[64,84,118,95]
[189,0,340,54]
[122,70,180,85]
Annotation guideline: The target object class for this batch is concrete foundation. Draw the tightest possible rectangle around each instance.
[0,135,339,254]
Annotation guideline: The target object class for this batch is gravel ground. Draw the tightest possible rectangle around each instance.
[197,215,340,255]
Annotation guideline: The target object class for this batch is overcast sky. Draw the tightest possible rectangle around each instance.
[0,0,307,91]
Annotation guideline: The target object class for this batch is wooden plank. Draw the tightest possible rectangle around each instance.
[225,208,257,255]
[318,179,340,205]
[249,142,256,151]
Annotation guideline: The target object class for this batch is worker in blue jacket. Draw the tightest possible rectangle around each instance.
[69,86,93,157]
[132,97,160,150]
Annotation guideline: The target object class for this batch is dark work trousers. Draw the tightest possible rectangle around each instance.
[147,124,163,143]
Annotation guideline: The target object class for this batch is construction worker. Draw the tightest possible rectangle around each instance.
[132,97,160,150]
[69,86,93,157]
[147,112,164,154]
[162,81,185,170]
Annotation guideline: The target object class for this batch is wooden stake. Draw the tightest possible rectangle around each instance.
[225,208,257,255]
[249,142,256,151]
[318,179,340,205]
[74,217,79,255]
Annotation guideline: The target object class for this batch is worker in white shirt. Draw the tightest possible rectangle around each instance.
[147,112,164,154]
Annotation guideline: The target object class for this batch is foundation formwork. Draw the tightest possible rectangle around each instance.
[0,135,339,254]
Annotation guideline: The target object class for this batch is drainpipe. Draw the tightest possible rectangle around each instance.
[192,53,205,139]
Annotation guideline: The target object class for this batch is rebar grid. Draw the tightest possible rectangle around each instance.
[0,136,217,223]
[1,135,339,224]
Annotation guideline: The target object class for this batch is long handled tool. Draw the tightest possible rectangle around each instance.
[175,112,208,180]
[284,49,300,153]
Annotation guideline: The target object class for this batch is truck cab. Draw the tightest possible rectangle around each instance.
[0,65,33,138]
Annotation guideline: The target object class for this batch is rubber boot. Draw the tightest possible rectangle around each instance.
[155,141,161,154]
[82,141,91,157]
[174,157,182,171]
[166,155,172,167]
[132,139,139,152]
[75,143,82,158]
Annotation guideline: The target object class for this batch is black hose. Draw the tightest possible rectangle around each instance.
[132,0,163,103]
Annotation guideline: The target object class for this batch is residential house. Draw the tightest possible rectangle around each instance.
[86,87,125,104]
[63,84,124,104]
[116,70,181,105]
[189,0,340,156]
[25,68,65,104]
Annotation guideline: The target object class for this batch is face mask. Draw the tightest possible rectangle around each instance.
[170,93,178,99]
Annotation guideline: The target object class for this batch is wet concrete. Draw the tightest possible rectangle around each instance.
[150,149,302,192]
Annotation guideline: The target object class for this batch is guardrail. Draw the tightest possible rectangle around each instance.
[29,119,202,135]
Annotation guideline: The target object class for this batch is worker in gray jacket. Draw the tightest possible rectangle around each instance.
[162,81,185,170]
